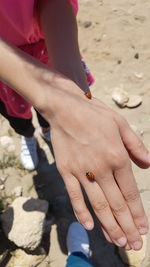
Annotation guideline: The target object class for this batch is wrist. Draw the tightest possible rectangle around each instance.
[38,73,85,118]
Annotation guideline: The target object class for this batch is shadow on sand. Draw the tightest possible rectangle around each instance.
[32,143,128,267]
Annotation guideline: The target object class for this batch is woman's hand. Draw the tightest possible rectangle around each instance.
[40,86,150,251]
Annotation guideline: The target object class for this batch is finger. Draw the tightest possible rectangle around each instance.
[115,163,149,247]
[125,243,131,250]
[116,117,150,168]
[94,172,143,250]
[101,226,113,243]
[64,174,94,230]
[80,179,127,247]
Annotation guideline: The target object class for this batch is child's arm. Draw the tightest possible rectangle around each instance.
[0,36,149,250]
[38,0,150,249]
[38,0,90,93]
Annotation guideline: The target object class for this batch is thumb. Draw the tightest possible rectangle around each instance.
[116,116,150,168]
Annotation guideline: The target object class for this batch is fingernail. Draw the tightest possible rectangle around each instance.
[131,241,142,250]
[117,237,127,246]
[139,227,148,235]
[84,221,93,230]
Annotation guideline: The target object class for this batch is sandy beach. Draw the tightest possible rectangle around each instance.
[0,0,150,266]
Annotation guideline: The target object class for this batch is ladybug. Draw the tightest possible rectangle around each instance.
[85,92,92,99]
[86,172,95,181]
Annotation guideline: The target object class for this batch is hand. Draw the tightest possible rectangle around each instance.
[40,87,149,250]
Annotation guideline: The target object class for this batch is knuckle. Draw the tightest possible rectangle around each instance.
[107,224,121,237]
[112,203,127,216]
[125,190,140,203]
[92,200,109,214]
[111,150,128,168]
[69,189,81,203]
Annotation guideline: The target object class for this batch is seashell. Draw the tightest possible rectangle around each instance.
[119,235,146,267]
[134,72,143,79]
[112,88,129,107]
[126,95,142,108]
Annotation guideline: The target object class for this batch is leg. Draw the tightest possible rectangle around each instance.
[66,222,94,267]
[66,253,93,267]
[0,99,35,137]
[0,99,38,170]
[35,108,49,129]
[34,108,51,142]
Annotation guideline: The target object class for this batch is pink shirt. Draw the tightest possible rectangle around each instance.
[0,0,94,119]
[0,0,78,46]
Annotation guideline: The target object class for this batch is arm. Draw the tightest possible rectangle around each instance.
[38,0,90,93]
[38,0,150,250]
[0,3,149,250]
[0,37,75,110]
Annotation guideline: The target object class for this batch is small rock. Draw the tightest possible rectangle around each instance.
[83,21,92,28]
[0,176,7,182]
[7,248,46,267]
[0,184,5,190]
[126,95,142,108]
[134,72,144,79]
[119,235,147,267]
[0,136,14,147]
[11,186,23,197]
[117,60,122,64]
[1,197,48,250]
[134,53,139,59]
[112,88,129,107]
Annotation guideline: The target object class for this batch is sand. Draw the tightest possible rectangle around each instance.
[0,0,150,266]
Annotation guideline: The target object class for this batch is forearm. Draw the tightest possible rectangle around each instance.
[39,0,90,93]
[0,38,78,114]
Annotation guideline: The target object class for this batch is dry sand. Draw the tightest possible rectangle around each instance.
[0,0,150,266]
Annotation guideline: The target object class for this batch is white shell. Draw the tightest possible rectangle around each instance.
[126,95,142,108]
[134,72,144,79]
[119,235,146,267]
[112,88,129,107]
[0,184,5,190]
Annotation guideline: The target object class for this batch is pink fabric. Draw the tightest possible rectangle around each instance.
[0,41,49,119]
[0,0,94,119]
[0,0,78,46]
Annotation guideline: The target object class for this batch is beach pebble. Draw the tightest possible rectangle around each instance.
[1,197,48,250]
[119,235,146,267]
[7,247,46,267]
[134,72,144,79]
[112,88,129,107]
[0,176,7,182]
[83,21,92,28]
[126,95,142,108]
[0,184,5,190]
